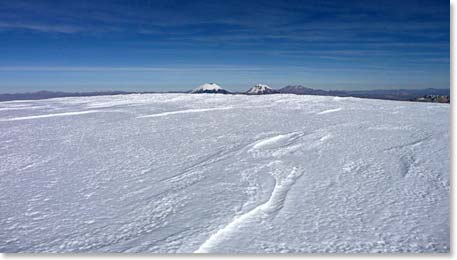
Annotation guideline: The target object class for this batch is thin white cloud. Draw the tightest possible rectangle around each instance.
[0,66,266,72]
[0,65,440,74]
[0,22,82,33]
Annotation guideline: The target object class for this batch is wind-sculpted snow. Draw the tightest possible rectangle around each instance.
[317,107,342,115]
[0,94,450,253]
[195,166,304,253]
[137,107,233,118]
[0,110,101,121]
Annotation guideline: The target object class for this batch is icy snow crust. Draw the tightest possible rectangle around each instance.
[0,94,450,253]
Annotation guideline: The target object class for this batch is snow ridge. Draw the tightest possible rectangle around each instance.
[317,108,342,115]
[0,110,101,121]
[195,167,304,253]
[252,132,304,150]
[137,107,233,118]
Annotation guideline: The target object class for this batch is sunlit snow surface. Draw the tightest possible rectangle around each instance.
[0,94,450,253]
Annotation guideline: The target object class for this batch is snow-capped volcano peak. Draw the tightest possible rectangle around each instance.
[191,83,230,94]
[246,84,277,94]
[194,83,222,91]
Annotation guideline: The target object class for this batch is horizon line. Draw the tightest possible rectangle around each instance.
[0,86,450,96]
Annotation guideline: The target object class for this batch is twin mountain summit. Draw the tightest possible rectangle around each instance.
[0,83,450,103]
[189,83,449,103]
[192,83,277,94]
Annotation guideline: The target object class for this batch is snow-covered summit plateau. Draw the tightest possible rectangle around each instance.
[0,93,449,253]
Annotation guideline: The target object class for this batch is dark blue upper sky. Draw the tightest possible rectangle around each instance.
[0,0,449,93]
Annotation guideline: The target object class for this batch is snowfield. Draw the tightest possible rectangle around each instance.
[0,93,450,253]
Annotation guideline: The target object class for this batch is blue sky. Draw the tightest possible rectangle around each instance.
[0,0,449,93]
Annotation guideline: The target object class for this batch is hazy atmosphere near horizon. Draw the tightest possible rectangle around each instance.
[0,0,450,93]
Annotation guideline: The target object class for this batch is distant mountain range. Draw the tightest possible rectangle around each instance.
[278,85,450,101]
[0,86,450,102]
[0,90,146,102]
